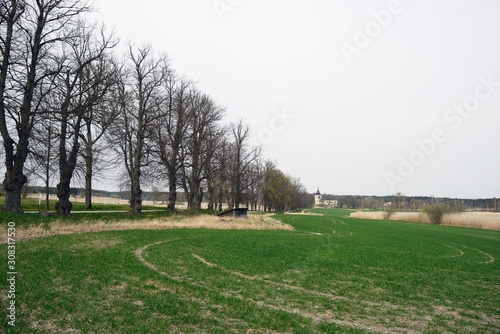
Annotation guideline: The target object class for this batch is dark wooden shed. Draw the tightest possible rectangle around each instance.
[217,208,248,219]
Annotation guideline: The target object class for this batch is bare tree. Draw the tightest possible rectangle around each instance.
[228,119,260,209]
[1,0,90,213]
[30,104,59,210]
[210,133,231,211]
[53,21,116,216]
[180,91,225,209]
[203,123,226,211]
[110,45,170,215]
[152,78,192,212]
[79,53,119,210]
[254,159,275,211]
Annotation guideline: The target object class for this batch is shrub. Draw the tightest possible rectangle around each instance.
[384,204,397,220]
[422,204,453,225]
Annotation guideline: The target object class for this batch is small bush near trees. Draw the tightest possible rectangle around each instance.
[422,204,454,225]
[384,204,397,220]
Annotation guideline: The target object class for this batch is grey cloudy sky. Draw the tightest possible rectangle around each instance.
[92,0,500,198]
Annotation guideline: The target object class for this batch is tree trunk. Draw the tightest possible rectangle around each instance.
[55,108,81,216]
[207,180,214,211]
[167,169,177,212]
[187,191,194,209]
[85,172,92,210]
[196,187,203,209]
[45,125,53,211]
[130,175,142,214]
[55,173,73,216]
[3,177,25,214]
[84,151,92,210]
[84,121,93,210]
[0,4,26,214]
[217,186,223,211]
[2,146,28,213]
[45,177,50,211]
[234,173,242,209]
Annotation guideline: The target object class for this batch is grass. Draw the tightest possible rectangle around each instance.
[0,215,294,244]
[350,210,500,230]
[0,197,161,212]
[1,209,499,333]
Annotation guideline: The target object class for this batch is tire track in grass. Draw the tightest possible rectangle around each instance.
[192,253,407,310]
[330,218,352,236]
[460,245,495,264]
[135,240,414,332]
[134,239,182,280]
[441,243,465,258]
[135,240,384,332]
[425,238,496,264]
[332,230,354,237]
[192,254,426,333]
[427,237,495,264]
[192,254,349,301]
[134,238,497,333]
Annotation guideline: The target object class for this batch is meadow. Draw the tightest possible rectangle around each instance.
[1,208,499,333]
[0,197,158,213]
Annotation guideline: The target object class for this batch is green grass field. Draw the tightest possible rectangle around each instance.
[0,197,161,212]
[1,209,499,333]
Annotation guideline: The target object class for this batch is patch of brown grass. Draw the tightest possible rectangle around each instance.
[349,211,385,220]
[284,212,323,216]
[350,211,500,230]
[442,212,500,230]
[1,215,294,244]
[392,212,430,224]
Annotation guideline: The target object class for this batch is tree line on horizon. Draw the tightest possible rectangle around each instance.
[320,192,499,212]
[0,0,311,215]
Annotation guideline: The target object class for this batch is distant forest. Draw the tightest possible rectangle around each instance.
[321,193,499,211]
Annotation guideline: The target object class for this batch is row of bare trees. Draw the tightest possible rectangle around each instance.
[1,0,311,215]
[1,0,102,214]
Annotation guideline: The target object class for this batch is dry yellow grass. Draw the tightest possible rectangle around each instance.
[349,211,385,220]
[392,212,430,224]
[350,211,500,230]
[1,215,294,244]
[284,210,323,216]
[442,212,500,230]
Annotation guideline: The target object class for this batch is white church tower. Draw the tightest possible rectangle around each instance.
[314,187,322,206]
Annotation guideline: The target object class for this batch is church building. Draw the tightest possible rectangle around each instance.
[314,188,338,208]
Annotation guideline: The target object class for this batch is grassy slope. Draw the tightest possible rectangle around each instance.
[1,209,499,333]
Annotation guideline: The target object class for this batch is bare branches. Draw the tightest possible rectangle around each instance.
[108,44,172,214]
[1,0,92,212]
[227,119,261,208]
[1,1,306,215]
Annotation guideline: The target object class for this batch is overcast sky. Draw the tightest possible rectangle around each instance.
[91,0,500,198]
